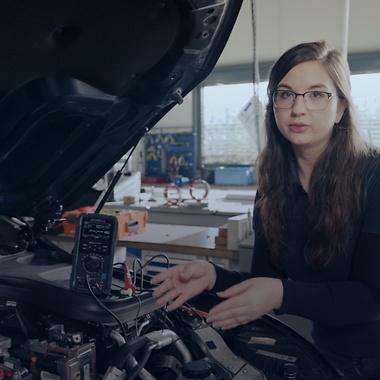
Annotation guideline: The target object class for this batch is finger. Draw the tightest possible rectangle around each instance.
[154,288,179,306]
[213,320,241,330]
[151,269,175,284]
[208,297,239,317]
[179,264,198,280]
[157,293,188,312]
[152,286,167,299]
[208,308,248,329]
[165,294,189,312]
[208,307,233,322]
[217,282,249,298]
[152,279,173,298]
[209,314,242,330]
[207,301,250,325]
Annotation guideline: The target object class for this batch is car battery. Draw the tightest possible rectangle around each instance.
[62,207,147,239]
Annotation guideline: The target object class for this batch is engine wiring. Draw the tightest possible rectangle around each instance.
[0,250,332,379]
[84,253,171,343]
[85,274,128,340]
[85,252,218,379]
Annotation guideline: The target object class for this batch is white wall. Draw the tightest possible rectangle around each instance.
[218,0,380,65]
[155,92,193,130]
[154,0,380,131]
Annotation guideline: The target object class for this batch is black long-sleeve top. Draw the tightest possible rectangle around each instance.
[212,159,380,356]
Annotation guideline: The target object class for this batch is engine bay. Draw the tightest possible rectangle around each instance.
[0,250,342,379]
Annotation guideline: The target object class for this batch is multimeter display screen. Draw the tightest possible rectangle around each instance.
[79,219,114,254]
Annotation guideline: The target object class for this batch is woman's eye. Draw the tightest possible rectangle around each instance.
[280,91,293,99]
[310,91,324,98]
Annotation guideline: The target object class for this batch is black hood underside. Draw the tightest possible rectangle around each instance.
[0,0,242,231]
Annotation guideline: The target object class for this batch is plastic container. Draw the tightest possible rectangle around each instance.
[62,208,148,239]
[214,166,255,186]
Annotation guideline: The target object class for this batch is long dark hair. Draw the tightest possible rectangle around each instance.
[255,41,376,271]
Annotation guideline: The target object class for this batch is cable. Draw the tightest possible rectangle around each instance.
[107,254,171,342]
[15,308,29,339]
[136,319,150,338]
[141,254,170,271]
[135,254,170,278]
[125,344,155,380]
[155,306,203,360]
[133,294,143,335]
[132,258,143,291]
[250,0,262,154]
[0,302,29,339]
[85,275,127,340]
[129,254,170,294]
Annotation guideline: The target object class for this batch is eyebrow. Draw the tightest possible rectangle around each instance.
[276,83,329,91]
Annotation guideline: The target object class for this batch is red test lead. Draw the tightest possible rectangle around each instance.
[120,263,136,296]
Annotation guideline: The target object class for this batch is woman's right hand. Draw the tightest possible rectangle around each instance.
[151,260,216,311]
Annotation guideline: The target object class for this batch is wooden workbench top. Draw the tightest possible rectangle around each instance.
[47,223,238,260]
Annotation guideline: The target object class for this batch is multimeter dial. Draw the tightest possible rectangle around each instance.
[82,254,104,273]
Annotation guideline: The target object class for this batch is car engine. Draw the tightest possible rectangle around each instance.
[0,247,343,380]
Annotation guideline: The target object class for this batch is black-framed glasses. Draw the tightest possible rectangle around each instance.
[271,90,337,111]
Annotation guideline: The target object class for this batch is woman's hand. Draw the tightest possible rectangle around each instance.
[206,277,284,330]
[151,260,216,312]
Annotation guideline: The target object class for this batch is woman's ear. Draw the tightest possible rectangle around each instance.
[335,98,347,124]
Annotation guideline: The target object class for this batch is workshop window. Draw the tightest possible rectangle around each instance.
[199,72,380,168]
[200,82,267,166]
[351,72,380,146]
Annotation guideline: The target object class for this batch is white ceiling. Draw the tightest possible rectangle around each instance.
[216,0,380,66]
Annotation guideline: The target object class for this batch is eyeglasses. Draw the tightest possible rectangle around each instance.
[271,90,338,111]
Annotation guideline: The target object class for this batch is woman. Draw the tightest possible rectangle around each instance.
[151,41,380,379]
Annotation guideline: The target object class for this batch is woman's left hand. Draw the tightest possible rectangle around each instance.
[206,277,284,330]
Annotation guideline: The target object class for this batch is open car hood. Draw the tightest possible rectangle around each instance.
[0,0,242,232]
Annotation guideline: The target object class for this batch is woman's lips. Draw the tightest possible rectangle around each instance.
[288,123,309,133]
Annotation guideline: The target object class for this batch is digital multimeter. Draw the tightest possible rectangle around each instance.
[70,213,118,296]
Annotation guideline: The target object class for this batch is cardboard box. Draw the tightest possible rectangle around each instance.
[227,214,251,250]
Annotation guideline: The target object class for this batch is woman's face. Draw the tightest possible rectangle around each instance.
[273,61,346,156]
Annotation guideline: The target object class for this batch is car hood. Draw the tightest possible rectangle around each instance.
[0,0,242,232]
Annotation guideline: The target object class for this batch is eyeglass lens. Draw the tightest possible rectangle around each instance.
[273,91,330,110]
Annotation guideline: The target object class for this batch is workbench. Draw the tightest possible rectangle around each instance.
[47,223,250,272]
[105,188,256,227]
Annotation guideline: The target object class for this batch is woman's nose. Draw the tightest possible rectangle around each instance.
[291,94,307,114]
